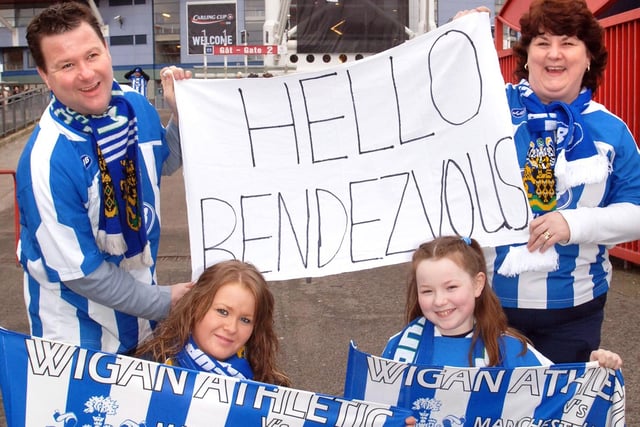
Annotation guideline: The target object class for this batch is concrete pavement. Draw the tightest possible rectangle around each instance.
[0,115,638,425]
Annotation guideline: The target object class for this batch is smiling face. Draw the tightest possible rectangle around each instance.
[416,257,485,336]
[37,21,113,115]
[192,281,256,361]
[527,33,590,104]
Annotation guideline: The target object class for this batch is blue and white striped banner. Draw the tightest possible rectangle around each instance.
[344,342,625,426]
[0,329,412,427]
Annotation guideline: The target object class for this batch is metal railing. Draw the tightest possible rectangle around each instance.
[0,87,50,138]
[0,169,19,264]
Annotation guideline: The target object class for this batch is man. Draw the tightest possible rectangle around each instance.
[124,66,150,97]
[17,1,192,354]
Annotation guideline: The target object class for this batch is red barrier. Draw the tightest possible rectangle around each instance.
[0,169,19,264]
[496,8,640,266]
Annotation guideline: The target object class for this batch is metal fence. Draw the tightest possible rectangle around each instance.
[0,87,50,138]
[0,86,173,137]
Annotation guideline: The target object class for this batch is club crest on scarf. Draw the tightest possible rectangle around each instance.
[51,81,152,271]
[410,399,466,427]
[523,134,557,213]
[51,396,146,427]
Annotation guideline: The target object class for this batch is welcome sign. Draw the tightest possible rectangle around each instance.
[0,328,412,427]
[175,12,532,281]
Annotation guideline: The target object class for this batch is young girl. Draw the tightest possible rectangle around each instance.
[135,260,291,386]
[383,236,622,369]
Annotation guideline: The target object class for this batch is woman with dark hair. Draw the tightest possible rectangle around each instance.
[457,0,640,364]
[135,260,291,386]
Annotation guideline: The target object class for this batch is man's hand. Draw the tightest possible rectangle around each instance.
[169,281,194,308]
[161,66,193,121]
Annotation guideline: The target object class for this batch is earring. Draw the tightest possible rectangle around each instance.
[524,63,528,70]
[587,64,591,72]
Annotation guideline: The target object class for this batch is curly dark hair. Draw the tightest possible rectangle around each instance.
[512,0,608,92]
[26,1,105,71]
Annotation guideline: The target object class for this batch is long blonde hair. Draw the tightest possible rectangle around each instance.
[135,260,290,386]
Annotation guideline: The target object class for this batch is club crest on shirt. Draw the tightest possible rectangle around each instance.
[81,154,92,169]
[143,202,156,233]
[511,107,526,118]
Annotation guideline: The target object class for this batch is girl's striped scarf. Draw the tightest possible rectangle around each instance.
[388,316,485,366]
[51,80,151,270]
[174,336,254,380]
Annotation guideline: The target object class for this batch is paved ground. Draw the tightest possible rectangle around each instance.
[0,116,638,426]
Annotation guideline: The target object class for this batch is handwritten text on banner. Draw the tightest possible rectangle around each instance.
[176,13,531,280]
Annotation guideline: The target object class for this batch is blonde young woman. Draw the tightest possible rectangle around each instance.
[135,260,290,386]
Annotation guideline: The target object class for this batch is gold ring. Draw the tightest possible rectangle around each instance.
[543,231,551,241]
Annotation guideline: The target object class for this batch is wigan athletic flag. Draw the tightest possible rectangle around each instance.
[0,329,412,427]
[344,342,626,426]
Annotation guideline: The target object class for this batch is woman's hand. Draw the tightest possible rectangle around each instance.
[453,6,491,21]
[527,211,571,253]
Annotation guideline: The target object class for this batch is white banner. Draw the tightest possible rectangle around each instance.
[176,13,532,281]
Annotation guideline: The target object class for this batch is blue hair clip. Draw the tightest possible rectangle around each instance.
[461,236,472,245]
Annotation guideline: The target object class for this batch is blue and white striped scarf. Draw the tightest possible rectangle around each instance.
[497,80,610,277]
[517,80,609,195]
[174,336,254,380]
[51,80,151,271]
[388,317,486,366]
